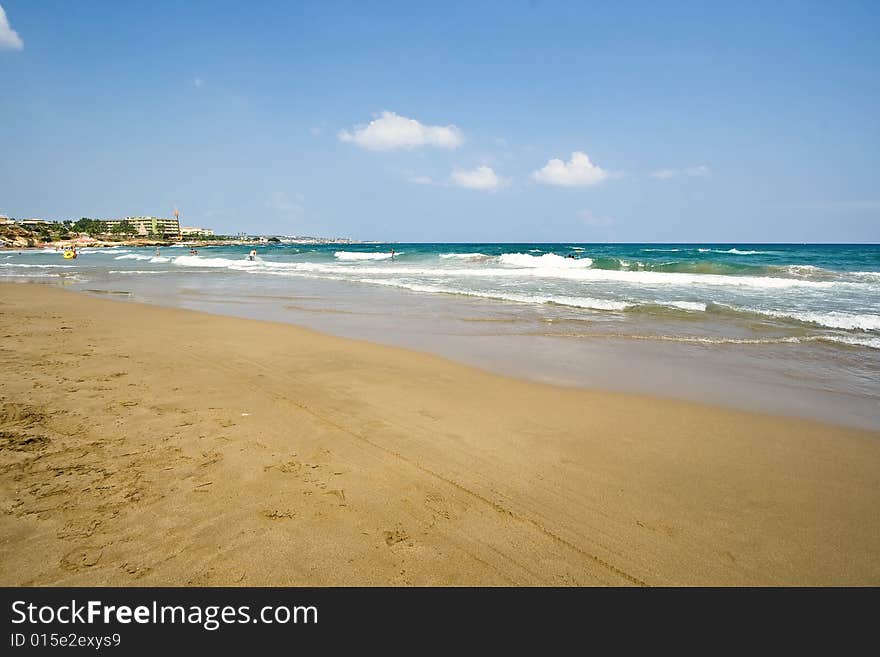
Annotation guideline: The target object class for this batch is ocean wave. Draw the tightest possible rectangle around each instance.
[172,255,256,268]
[499,252,594,268]
[366,279,631,311]
[665,301,707,312]
[363,279,711,314]
[114,253,153,261]
[334,251,397,261]
[439,253,490,260]
[540,333,880,349]
[849,271,880,282]
[821,334,880,349]
[109,270,173,275]
[697,248,773,255]
[77,248,130,255]
[751,309,880,331]
[164,254,847,289]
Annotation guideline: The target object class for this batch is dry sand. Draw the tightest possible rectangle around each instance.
[1,282,878,586]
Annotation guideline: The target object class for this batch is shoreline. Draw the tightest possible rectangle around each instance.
[65,270,880,431]
[1,282,879,585]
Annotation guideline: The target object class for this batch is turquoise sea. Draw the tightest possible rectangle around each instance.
[3,242,879,427]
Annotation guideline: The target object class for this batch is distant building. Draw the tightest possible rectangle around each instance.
[180,226,214,237]
[104,216,181,238]
[0,215,14,225]
[18,218,55,227]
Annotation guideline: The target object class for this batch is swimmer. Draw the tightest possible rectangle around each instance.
[248,249,257,261]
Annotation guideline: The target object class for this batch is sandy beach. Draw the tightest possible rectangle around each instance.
[1,282,878,586]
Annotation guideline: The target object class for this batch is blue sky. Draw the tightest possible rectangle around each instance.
[1,1,878,241]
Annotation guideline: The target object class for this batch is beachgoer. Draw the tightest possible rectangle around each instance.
[390,248,395,259]
[248,249,257,261]
[155,248,161,257]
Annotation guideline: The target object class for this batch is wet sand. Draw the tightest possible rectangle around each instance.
[1,282,879,585]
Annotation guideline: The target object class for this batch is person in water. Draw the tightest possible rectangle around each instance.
[248,249,257,261]
[390,248,395,259]
[155,248,161,257]
[190,248,199,255]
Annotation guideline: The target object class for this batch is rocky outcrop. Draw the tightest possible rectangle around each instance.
[0,225,39,248]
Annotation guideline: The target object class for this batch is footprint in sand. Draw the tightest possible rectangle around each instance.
[121,562,153,579]
[60,546,103,572]
[324,489,346,506]
[0,431,50,452]
[424,492,461,521]
[56,518,101,540]
[383,528,409,546]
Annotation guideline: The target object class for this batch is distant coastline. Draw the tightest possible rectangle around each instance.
[0,219,360,250]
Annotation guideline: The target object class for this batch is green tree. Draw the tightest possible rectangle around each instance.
[72,218,107,235]
[111,220,136,235]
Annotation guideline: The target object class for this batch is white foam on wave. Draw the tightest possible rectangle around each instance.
[642,248,682,252]
[781,264,835,280]
[849,271,880,282]
[334,251,397,261]
[821,334,880,350]
[366,278,631,311]
[666,301,708,311]
[77,248,130,255]
[499,252,594,268]
[109,270,173,275]
[439,253,490,260]
[172,255,255,268]
[114,253,153,261]
[755,309,880,331]
[698,248,771,255]
[549,333,880,349]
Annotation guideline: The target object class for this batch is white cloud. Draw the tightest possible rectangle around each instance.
[339,111,464,151]
[450,166,505,191]
[651,165,710,180]
[532,151,610,187]
[193,77,205,88]
[0,4,24,51]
